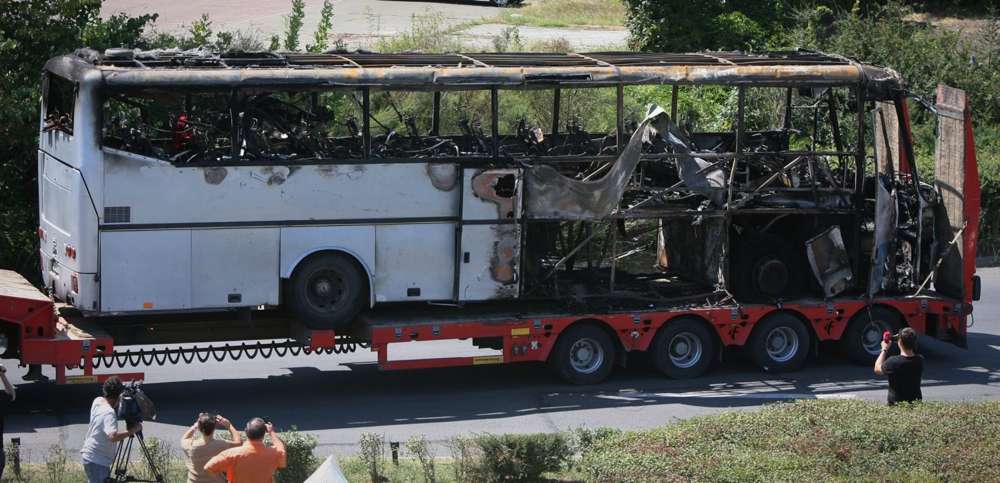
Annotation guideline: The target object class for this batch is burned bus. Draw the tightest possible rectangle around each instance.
[38,49,979,368]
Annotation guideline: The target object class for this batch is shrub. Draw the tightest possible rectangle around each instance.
[43,445,69,483]
[275,428,322,483]
[404,435,436,483]
[473,433,571,482]
[358,432,386,483]
[445,435,483,483]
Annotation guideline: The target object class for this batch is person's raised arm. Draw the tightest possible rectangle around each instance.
[266,423,287,468]
[217,415,242,446]
[0,365,15,401]
[874,339,890,375]
[181,420,199,447]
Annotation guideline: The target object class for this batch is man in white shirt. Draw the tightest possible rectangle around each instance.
[80,377,140,483]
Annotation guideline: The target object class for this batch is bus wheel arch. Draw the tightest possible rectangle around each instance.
[286,250,371,331]
[747,310,812,373]
[649,315,719,379]
[840,304,904,365]
[547,319,619,385]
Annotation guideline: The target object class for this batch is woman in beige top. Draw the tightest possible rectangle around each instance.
[181,413,242,483]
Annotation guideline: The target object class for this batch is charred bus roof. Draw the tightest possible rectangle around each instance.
[45,48,902,97]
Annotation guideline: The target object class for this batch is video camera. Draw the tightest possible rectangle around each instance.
[882,331,899,343]
[116,382,157,430]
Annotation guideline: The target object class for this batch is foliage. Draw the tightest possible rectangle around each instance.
[404,435,436,483]
[43,445,68,483]
[445,436,484,483]
[790,1,1000,254]
[359,432,386,482]
[579,399,1000,482]
[275,427,322,483]
[622,0,796,52]
[0,0,158,281]
[308,0,335,53]
[283,0,306,51]
[473,433,571,482]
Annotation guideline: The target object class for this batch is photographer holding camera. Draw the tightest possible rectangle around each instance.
[80,377,141,483]
[181,413,242,483]
[874,327,924,405]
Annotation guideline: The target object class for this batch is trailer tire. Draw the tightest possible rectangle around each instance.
[548,324,616,385]
[840,306,902,365]
[288,253,367,331]
[650,317,717,379]
[747,312,810,372]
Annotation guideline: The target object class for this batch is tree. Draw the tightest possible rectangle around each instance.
[0,0,157,279]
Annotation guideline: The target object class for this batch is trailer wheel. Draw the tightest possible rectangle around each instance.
[288,253,367,331]
[747,313,810,372]
[650,317,717,379]
[548,324,616,385]
[840,306,902,365]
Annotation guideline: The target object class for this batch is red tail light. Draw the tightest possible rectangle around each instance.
[37,227,46,240]
[65,244,76,259]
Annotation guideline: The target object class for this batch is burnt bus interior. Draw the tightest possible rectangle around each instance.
[92,49,942,311]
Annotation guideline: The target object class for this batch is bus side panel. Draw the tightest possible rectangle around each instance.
[101,151,460,225]
[191,228,279,308]
[375,223,455,302]
[100,230,192,312]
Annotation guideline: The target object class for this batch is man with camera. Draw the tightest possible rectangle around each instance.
[874,327,924,405]
[80,377,141,483]
[181,413,243,483]
[205,417,286,483]
[0,363,17,479]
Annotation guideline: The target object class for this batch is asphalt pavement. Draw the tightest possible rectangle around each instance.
[6,268,999,462]
[101,0,629,51]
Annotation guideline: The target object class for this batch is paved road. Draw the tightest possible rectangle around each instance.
[102,0,629,50]
[7,268,999,462]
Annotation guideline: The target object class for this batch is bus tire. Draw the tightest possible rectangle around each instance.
[747,312,810,372]
[650,317,717,379]
[548,324,616,385]
[840,306,902,365]
[731,233,804,303]
[288,253,367,331]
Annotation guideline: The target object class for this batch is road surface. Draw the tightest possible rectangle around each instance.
[6,267,998,462]
[102,0,629,50]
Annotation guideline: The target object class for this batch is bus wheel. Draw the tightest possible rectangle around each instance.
[840,306,902,365]
[748,313,810,372]
[650,317,717,379]
[548,324,616,385]
[289,253,367,331]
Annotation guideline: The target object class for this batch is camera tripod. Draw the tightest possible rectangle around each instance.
[108,429,164,483]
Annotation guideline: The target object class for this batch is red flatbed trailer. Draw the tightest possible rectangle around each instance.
[0,267,972,385]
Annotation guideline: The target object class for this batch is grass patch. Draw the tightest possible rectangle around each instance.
[578,399,1000,482]
[496,0,626,28]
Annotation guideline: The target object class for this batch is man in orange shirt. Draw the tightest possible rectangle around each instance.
[204,417,286,483]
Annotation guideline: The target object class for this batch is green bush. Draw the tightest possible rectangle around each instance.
[473,433,571,483]
[275,428,322,483]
